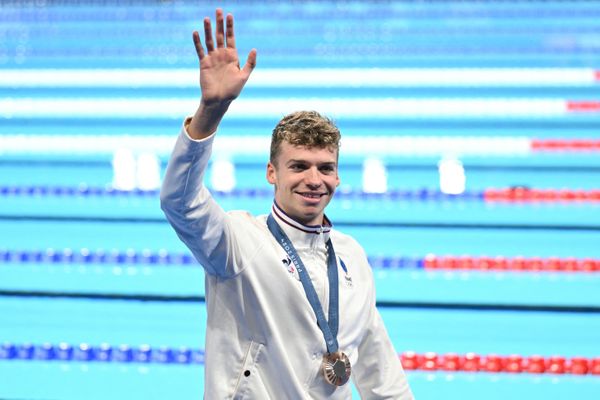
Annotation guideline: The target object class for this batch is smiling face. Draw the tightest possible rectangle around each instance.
[267,141,340,226]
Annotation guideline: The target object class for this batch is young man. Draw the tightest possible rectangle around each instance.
[160,9,413,399]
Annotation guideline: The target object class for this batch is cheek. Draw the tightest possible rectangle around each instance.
[326,175,339,188]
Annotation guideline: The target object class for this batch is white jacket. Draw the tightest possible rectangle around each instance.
[160,122,413,399]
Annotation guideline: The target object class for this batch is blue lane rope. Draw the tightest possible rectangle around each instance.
[0,248,425,269]
[0,185,484,201]
[0,248,196,266]
[0,342,204,364]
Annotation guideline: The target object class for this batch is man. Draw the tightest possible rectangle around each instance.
[160,8,413,399]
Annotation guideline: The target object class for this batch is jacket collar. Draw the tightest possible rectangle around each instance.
[271,202,332,248]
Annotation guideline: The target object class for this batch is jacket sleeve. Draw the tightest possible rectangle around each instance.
[352,267,414,399]
[159,119,243,278]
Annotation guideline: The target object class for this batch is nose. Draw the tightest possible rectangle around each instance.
[304,167,321,188]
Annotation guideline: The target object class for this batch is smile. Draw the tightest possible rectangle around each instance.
[298,192,326,199]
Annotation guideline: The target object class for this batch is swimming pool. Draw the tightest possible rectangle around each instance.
[1,1,599,398]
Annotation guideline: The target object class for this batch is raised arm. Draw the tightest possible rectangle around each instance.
[160,9,257,278]
[189,8,257,139]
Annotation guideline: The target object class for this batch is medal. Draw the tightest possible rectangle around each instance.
[323,352,351,386]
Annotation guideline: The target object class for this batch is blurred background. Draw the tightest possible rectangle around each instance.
[0,0,599,398]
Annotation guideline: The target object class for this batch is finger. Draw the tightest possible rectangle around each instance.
[225,13,235,49]
[204,17,214,52]
[192,31,205,60]
[215,8,225,48]
[242,48,257,77]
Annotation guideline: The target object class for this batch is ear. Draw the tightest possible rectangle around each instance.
[266,162,277,185]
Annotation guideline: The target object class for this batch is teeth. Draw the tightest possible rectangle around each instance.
[302,193,321,198]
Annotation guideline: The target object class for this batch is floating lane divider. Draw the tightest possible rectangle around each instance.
[1,249,598,272]
[0,185,482,201]
[0,342,204,364]
[2,185,600,203]
[0,342,598,375]
[4,98,599,119]
[1,135,599,157]
[419,254,600,272]
[1,68,598,88]
[484,187,600,202]
[400,352,600,375]
[0,134,533,157]
[531,139,600,152]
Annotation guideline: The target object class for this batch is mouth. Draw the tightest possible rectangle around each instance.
[297,192,327,200]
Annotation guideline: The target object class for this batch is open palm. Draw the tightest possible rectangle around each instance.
[194,9,257,105]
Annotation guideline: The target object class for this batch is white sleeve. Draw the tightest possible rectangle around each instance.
[159,119,242,278]
[352,273,414,399]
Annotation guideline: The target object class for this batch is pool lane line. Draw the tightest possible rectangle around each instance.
[1,214,600,231]
[1,291,600,314]
[3,118,600,129]
[0,342,204,365]
[8,133,600,159]
[420,255,600,272]
[2,160,600,173]
[0,135,597,156]
[1,341,598,376]
[0,214,600,232]
[5,98,597,119]
[0,290,202,303]
[0,133,533,156]
[375,301,600,314]
[2,186,600,204]
[400,352,600,375]
[3,68,598,88]
[331,221,600,231]
[3,249,599,273]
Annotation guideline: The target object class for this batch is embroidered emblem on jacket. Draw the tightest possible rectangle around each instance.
[282,256,300,280]
[282,256,294,273]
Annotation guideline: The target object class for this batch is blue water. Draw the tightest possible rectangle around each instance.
[1,0,600,399]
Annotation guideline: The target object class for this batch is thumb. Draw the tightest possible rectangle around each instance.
[241,48,257,77]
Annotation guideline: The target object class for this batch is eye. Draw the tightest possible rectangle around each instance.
[319,165,336,173]
[290,163,307,171]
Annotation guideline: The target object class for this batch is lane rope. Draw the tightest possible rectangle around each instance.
[1,249,598,272]
[1,68,598,88]
[401,351,600,375]
[484,187,600,202]
[1,342,598,375]
[1,136,599,156]
[2,98,599,119]
[2,185,600,203]
[0,342,204,364]
[0,134,533,157]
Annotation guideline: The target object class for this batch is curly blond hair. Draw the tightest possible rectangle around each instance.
[270,111,341,165]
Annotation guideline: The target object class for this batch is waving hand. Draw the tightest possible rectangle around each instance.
[189,9,257,139]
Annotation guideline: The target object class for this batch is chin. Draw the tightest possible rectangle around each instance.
[301,212,323,225]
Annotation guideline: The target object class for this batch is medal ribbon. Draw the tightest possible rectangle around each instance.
[267,214,339,354]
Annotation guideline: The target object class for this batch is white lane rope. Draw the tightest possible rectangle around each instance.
[0,134,531,157]
[0,97,570,119]
[0,68,598,88]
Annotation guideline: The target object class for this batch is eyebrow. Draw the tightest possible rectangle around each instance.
[286,160,337,166]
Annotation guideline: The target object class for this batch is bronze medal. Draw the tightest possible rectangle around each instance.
[322,352,351,386]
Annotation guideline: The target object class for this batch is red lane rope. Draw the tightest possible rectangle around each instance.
[401,352,600,375]
[595,71,600,81]
[531,139,600,151]
[567,101,600,112]
[423,255,599,272]
[484,187,600,202]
